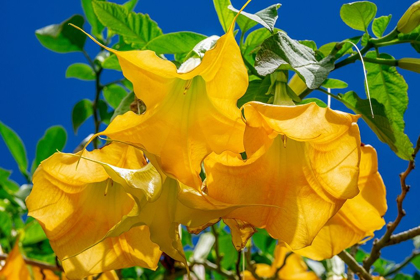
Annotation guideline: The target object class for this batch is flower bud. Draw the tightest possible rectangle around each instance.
[397,1,420,34]
[288,73,307,96]
[398,58,420,73]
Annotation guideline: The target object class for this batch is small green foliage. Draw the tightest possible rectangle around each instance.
[340,1,377,31]
[213,0,235,33]
[145,32,207,54]
[229,3,281,34]
[66,63,96,81]
[36,15,86,53]
[72,99,93,133]
[372,15,392,37]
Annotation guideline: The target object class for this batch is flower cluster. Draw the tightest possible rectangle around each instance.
[26,9,387,280]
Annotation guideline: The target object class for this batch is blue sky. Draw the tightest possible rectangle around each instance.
[1,0,419,271]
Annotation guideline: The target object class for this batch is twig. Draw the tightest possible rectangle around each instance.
[236,250,242,279]
[388,225,420,246]
[245,248,264,280]
[383,250,420,277]
[211,225,223,269]
[363,136,420,271]
[338,251,372,280]
[0,253,63,272]
[268,252,293,280]
[91,68,103,149]
[347,245,359,280]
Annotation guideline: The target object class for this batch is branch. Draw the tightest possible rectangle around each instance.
[383,250,420,277]
[388,225,420,246]
[0,254,63,272]
[338,251,372,280]
[211,225,222,269]
[363,136,420,271]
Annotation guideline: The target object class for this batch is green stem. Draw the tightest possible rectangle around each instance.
[211,225,222,269]
[374,39,419,48]
[82,49,96,71]
[363,56,398,66]
[92,68,103,149]
[383,250,420,277]
[369,27,400,44]
[335,42,373,70]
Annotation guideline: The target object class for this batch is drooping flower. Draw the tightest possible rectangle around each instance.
[292,144,387,260]
[72,6,249,188]
[243,245,319,280]
[26,143,162,279]
[205,102,361,250]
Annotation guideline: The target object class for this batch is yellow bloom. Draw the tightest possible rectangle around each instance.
[73,10,248,188]
[292,145,387,260]
[205,102,361,250]
[243,246,319,280]
[0,239,30,280]
[26,143,162,279]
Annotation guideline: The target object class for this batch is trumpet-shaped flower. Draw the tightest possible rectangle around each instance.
[292,145,387,260]
[243,246,319,280]
[205,102,361,249]
[26,143,162,279]
[73,11,248,188]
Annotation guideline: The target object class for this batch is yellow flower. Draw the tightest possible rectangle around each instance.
[26,143,162,279]
[243,246,319,280]
[292,144,387,260]
[205,102,361,250]
[0,239,31,280]
[73,7,249,188]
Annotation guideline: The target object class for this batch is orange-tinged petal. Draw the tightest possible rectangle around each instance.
[273,246,319,280]
[81,25,247,188]
[224,219,256,251]
[293,145,387,260]
[26,143,161,279]
[205,102,361,249]
[243,264,273,279]
[0,240,30,280]
[32,266,60,280]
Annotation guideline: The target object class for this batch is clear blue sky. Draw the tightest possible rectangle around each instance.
[1,0,419,270]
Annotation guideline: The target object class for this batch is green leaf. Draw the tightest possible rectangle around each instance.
[213,0,235,33]
[252,229,276,256]
[218,232,237,270]
[0,168,19,193]
[123,0,138,11]
[0,212,12,237]
[373,257,395,275]
[398,25,420,54]
[81,0,105,37]
[181,226,193,247]
[372,15,392,37]
[355,249,369,263]
[318,36,360,60]
[338,91,413,160]
[72,99,93,133]
[322,78,348,89]
[31,126,67,173]
[93,1,162,48]
[22,218,47,245]
[145,32,207,54]
[237,76,271,107]
[243,28,276,54]
[98,100,113,125]
[103,84,127,109]
[102,54,121,71]
[298,98,327,108]
[0,122,28,177]
[365,51,413,159]
[299,40,317,51]
[412,255,420,270]
[111,91,135,121]
[340,1,377,31]
[65,63,96,81]
[255,31,335,89]
[393,274,413,280]
[35,15,86,53]
[229,3,281,33]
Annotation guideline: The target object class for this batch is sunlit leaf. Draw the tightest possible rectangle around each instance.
[338,91,413,160]
[340,1,377,31]
[66,63,96,81]
[255,31,335,89]
[372,15,392,37]
[229,3,281,33]
[35,15,86,53]
[297,98,327,108]
[398,25,420,54]
[103,84,127,109]
[322,78,348,89]
[0,212,12,237]
[81,0,105,37]
[22,218,47,245]
[111,91,135,121]
[0,121,28,178]
[31,126,67,173]
[213,0,235,33]
[93,1,162,48]
[72,99,93,133]
[102,54,121,71]
[98,100,113,125]
[145,32,207,54]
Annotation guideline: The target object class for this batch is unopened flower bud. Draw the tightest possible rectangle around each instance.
[397,1,420,33]
[398,58,420,73]
[288,73,307,96]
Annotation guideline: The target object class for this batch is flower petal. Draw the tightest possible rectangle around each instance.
[26,143,161,278]
[0,239,30,280]
[292,145,387,260]
[205,102,361,249]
